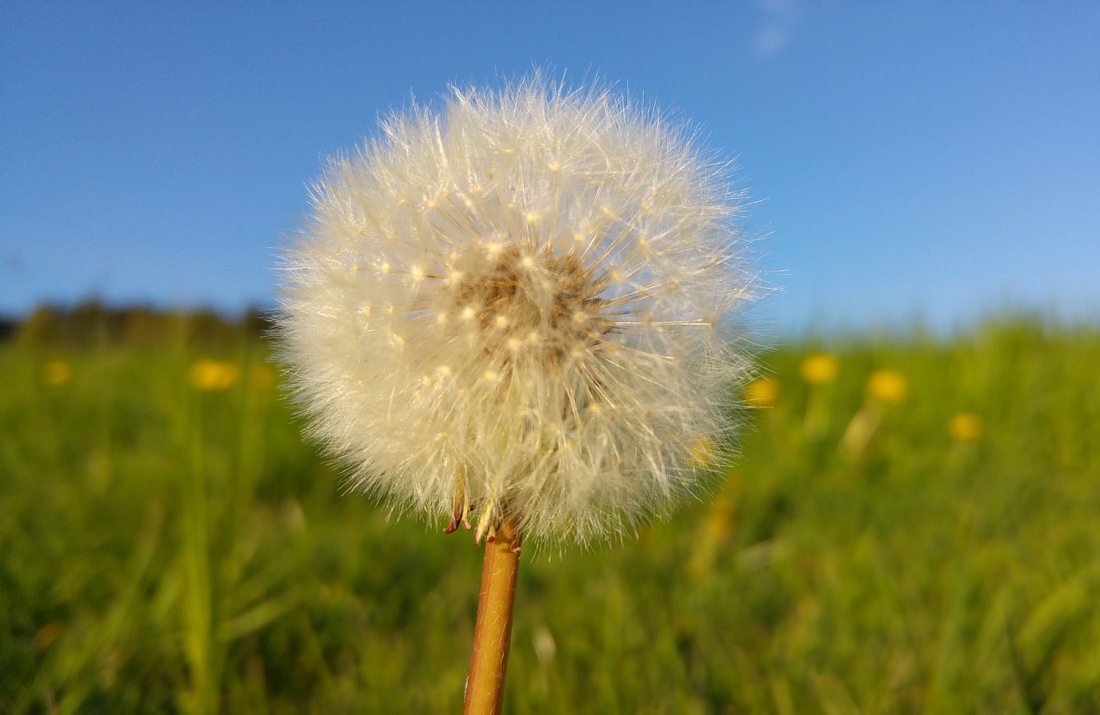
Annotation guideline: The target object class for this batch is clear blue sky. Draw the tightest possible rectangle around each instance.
[3,2,1098,334]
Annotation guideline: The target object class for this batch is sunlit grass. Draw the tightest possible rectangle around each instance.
[2,317,1099,713]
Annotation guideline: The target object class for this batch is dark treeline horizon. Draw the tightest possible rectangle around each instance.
[1,299,278,347]
[3,297,1097,349]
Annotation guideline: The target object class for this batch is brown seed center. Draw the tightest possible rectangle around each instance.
[452,245,613,361]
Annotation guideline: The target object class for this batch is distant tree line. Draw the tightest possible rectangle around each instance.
[3,300,277,348]
[0,315,15,342]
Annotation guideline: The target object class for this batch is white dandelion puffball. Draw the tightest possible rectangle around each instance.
[278,77,759,547]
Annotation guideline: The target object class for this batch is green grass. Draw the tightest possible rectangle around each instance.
[2,317,1099,713]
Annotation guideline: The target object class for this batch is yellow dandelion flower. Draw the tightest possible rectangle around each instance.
[42,360,72,386]
[800,353,839,385]
[190,359,240,391]
[687,437,719,467]
[866,369,908,404]
[949,413,983,442]
[745,376,779,407]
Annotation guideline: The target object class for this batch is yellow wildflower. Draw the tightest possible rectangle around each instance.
[190,359,240,391]
[42,360,72,386]
[745,376,779,407]
[866,369,908,404]
[949,413,983,442]
[800,353,839,385]
[687,437,719,467]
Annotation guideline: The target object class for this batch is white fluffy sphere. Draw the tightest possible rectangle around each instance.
[278,76,759,547]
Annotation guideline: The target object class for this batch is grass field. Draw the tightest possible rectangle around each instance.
[2,316,1099,714]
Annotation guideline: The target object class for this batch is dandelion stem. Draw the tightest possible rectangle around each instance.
[463,517,520,715]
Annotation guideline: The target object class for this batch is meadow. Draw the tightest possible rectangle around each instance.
[2,312,1098,714]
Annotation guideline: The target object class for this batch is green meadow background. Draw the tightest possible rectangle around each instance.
[2,306,1099,714]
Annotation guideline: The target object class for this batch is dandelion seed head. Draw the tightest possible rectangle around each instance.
[277,74,761,547]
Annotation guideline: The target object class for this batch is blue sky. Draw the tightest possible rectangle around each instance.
[3,2,1098,334]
